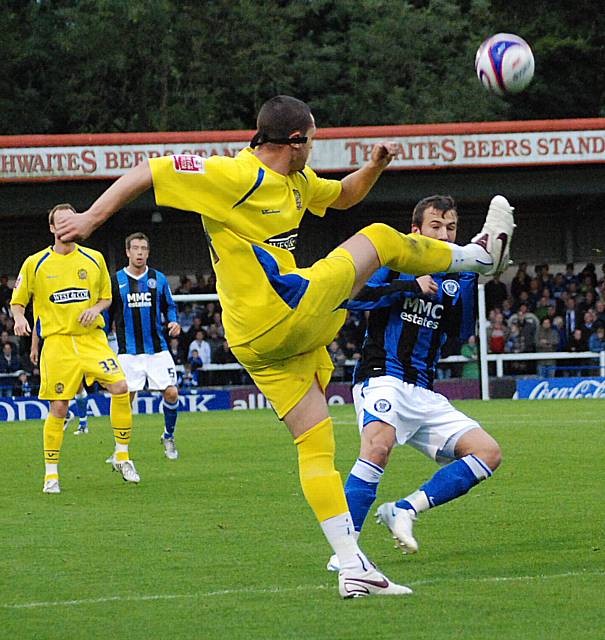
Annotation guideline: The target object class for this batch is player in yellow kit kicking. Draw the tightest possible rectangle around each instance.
[11,203,140,493]
[55,96,514,597]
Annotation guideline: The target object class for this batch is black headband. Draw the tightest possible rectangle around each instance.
[250,131,308,149]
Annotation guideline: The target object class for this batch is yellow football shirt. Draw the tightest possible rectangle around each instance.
[11,244,111,338]
[150,148,342,346]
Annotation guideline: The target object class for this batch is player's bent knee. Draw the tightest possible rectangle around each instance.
[108,379,129,395]
[484,445,502,472]
[456,429,502,472]
[469,443,502,472]
[366,442,391,468]
[50,400,69,419]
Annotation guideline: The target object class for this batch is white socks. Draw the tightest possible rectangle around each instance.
[321,512,369,572]
[449,243,492,274]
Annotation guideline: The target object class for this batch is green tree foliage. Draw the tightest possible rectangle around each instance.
[0,0,602,134]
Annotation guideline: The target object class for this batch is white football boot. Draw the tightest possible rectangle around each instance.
[161,436,179,460]
[376,502,419,555]
[42,478,61,494]
[326,554,340,572]
[339,565,413,598]
[471,195,515,276]
[112,458,140,483]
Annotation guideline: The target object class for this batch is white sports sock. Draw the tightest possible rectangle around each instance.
[350,458,384,483]
[45,463,58,477]
[320,512,370,572]
[449,243,492,274]
[402,489,430,515]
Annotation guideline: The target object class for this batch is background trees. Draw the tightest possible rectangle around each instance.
[1,0,603,134]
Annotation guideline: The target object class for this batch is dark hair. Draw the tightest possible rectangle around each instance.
[125,232,150,250]
[250,95,313,148]
[411,195,457,228]
[48,203,76,226]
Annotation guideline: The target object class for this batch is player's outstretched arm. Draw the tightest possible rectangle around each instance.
[55,160,153,241]
[330,142,397,210]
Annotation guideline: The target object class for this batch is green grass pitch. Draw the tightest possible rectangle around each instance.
[2,400,604,640]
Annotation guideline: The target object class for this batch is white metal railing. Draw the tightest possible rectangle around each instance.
[486,350,605,379]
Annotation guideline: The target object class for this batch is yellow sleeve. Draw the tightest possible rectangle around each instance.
[149,155,237,222]
[304,166,342,218]
[97,252,112,300]
[10,256,34,308]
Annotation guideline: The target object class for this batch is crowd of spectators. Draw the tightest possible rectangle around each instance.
[2,262,605,395]
[483,262,605,377]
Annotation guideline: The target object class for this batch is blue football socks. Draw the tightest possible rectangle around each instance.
[162,399,179,438]
[396,454,492,513]
[344,458,384,532]
[75,389,88,428]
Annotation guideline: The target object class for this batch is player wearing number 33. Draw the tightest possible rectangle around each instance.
[10,204,139,494]
[109,232,181,460]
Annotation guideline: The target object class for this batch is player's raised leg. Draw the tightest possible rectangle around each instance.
[285,381,412,598]
[341,195,515,298]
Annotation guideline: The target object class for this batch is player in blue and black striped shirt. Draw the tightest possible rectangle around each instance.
[110,232,181,460]
[328,196,503,570]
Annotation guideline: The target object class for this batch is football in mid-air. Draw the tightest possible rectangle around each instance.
[475,33,535,95]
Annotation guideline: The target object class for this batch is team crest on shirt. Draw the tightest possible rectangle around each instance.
[55,383,64,394]
[147,278,156,289]
[374,399,392,413]
[172,154,205,173]
[442,279,460,297]
[292,188,302,211]
[78,269,87,280]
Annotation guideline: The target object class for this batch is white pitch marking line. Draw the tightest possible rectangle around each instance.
[2,570,603,609]
[412,570,605,586]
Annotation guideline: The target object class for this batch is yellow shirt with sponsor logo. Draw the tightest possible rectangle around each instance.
[150,148,342,346]
[11,244,111,338]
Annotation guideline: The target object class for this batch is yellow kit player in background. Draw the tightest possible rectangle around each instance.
[55,96,514,597]
[11,204,140,493]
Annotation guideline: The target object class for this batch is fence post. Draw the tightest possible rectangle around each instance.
[477,284,490,400]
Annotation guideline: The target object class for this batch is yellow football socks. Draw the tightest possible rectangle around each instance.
[110,391,132,462]
[294,417,348,522]
[43,413,65,479]
[360,222,452,274]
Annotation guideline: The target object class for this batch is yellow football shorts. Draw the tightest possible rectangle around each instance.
[232,247,356,419]
[39,329,126,400]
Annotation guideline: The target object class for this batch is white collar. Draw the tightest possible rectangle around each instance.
[124,266,149,280]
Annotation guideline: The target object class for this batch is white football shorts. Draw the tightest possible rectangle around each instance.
[353,375,480,464]
[118,350,178,392]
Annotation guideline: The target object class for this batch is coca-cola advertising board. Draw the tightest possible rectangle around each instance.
[515,377,605,399]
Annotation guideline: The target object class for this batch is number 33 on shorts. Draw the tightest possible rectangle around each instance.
[98,357,120,373]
